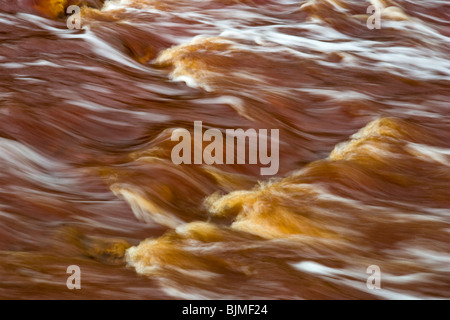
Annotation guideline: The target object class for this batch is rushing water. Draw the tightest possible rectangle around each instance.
[0,0,449,299]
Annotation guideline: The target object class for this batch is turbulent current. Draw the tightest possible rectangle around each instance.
[0,0,449,299]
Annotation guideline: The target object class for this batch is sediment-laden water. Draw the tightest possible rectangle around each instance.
[0,0,449,299]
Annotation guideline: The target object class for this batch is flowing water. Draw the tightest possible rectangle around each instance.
[0,0,449,299]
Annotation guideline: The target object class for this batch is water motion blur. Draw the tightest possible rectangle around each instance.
[0,0,449,299]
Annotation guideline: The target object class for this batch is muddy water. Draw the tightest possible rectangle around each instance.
[0,0,449,299]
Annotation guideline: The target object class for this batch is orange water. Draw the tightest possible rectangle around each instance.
[0,0,449,299]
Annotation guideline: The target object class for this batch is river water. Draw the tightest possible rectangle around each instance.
[0,0,449,299]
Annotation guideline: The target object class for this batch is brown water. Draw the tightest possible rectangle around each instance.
[0,0,449,299]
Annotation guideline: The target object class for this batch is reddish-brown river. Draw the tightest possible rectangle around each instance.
[0,0,449,299]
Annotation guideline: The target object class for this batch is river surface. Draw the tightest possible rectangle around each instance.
[0,0,449,299]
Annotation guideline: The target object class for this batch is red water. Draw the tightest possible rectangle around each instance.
[0,0,449,299]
